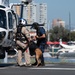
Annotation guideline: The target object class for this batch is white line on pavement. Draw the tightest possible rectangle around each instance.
[29,67,75,71]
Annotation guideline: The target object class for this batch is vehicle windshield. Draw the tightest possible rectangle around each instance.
[0,10,7,29]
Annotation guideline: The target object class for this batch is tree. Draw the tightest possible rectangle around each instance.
[70,31,75,41]
[49,26,70,41]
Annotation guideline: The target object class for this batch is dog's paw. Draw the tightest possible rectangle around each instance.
[36,63,42,67]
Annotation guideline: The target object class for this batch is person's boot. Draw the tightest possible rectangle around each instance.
[41,55,45,66]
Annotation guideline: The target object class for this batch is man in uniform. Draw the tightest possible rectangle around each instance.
[31,22,47,66]
[14,18,31,66]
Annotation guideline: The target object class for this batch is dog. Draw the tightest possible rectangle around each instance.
[29,40,42,67]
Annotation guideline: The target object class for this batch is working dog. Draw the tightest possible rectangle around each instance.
[29,40,42,67]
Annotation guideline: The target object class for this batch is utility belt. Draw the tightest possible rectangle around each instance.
[16,37,25,41]
[16,34,29,43]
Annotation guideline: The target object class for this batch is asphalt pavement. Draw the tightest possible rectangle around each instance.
[0,63,75,75]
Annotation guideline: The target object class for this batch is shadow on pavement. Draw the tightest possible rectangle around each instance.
[0,63,15,67]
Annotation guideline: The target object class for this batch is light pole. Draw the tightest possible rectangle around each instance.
[47,21,50,41]
[20,0,32,18]
[69,12,71,41]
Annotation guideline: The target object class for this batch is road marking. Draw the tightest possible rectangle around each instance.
[0,66,20,69]
[0,67,8,69]
[1,66,75,71]
[29,67,75,71]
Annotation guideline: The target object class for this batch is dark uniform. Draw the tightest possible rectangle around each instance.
[31,22,47,66]
[36,27,46,66]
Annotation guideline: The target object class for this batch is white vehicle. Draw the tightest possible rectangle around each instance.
[57,48,75,54]
[0,0,32,59]
[0,0,19,59]
[57,39,75,57]
[60,42,75,49]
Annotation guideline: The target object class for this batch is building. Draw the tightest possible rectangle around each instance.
[39,3,47,30]
[52,19,65,28]
[11,1,47,30]
[22,2,47,30]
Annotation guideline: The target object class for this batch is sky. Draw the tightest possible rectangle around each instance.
[9,0,75,29]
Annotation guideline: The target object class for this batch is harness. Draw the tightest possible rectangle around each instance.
[16,25,29,43]
[16,24,29,51]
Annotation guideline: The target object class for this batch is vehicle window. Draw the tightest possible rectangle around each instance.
[8,12,13,29]
[0,10,7,29]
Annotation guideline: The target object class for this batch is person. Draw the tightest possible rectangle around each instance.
[14,18,31,67]
[31,22,47,66]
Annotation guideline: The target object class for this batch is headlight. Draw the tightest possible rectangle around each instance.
[0,31,6,43]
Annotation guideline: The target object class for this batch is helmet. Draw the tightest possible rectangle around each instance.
[31,22,39,29]
[19,18,27,25]
[33,22,39,26]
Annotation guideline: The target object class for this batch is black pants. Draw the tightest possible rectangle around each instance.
[41,54,45,65]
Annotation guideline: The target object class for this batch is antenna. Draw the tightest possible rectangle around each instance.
[69,12,71,41]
